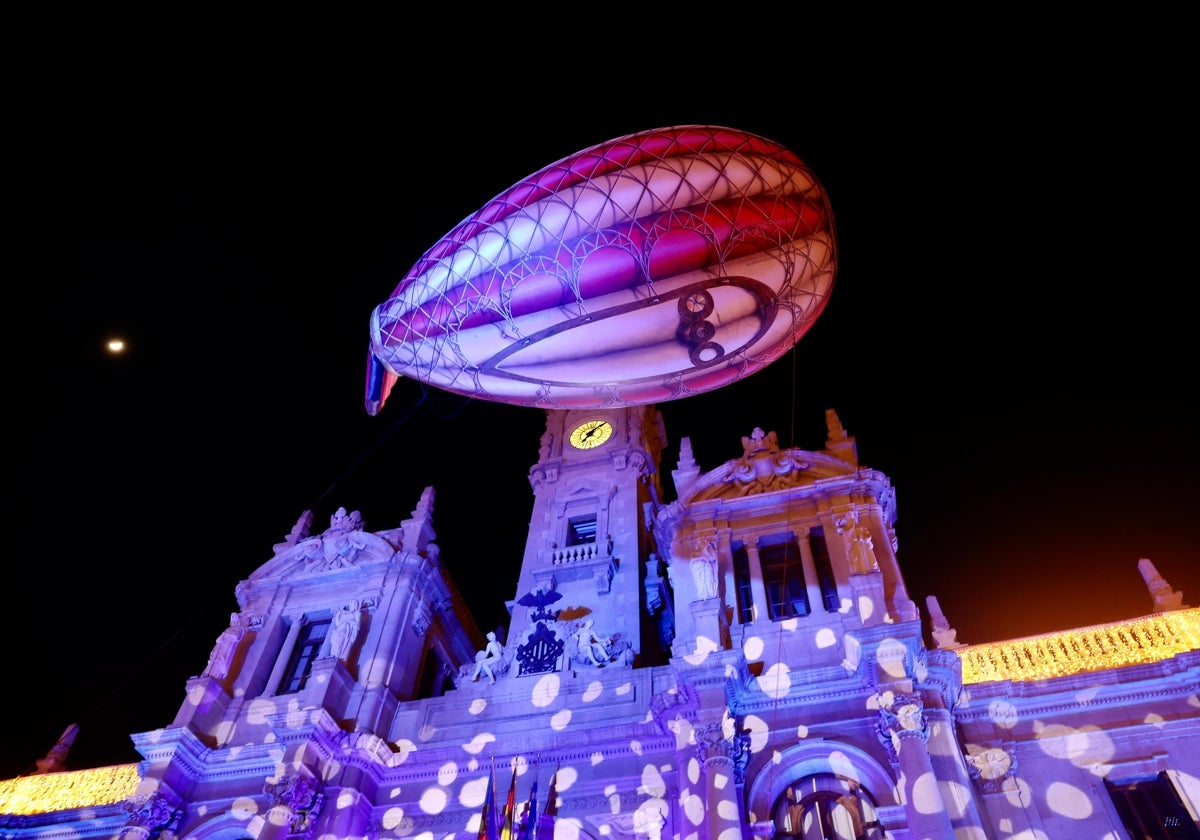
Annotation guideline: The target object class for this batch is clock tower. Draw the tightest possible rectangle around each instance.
[504,405,672,671]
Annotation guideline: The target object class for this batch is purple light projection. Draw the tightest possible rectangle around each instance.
[365,125,837,414]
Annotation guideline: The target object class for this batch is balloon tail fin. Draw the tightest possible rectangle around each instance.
[365,351,398,416]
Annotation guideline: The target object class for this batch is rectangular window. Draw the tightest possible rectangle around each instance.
[278,618,330,694]
[761,542,809,620]
[1106,772,1200,839]
[566,514,597,546]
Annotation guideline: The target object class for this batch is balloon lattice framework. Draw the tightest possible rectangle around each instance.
[365,125,837,413]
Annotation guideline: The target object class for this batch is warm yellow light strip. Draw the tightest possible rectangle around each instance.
[959,608,1200,684]
[0,763,140,816]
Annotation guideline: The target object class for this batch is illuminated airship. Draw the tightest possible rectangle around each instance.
[365,125,836,414]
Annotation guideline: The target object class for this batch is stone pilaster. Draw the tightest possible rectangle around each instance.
[877,695,956,839]
[695,721,744,839]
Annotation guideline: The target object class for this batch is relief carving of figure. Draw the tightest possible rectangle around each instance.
[690,537,719,599]
[329,599,362,661]
[837,511,879,575]
[575,619,615,667]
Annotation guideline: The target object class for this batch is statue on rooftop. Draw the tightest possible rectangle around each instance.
[274,510,314,554]
[33,723,79,774]
[1138,557,1187,611]
[926,595,964,649]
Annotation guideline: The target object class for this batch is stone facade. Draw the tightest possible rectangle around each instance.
[2,408,1198,839]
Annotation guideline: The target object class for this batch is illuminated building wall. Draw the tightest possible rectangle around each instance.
[2,408,1197,839]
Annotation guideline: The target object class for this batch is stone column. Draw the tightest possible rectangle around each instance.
[795,530,824,613]
[877,696,956,839]
[264,616,305,697]
[695,721,744,840]
[744,537,769,623]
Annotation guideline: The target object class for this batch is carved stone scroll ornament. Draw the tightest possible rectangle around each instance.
[264,773,322,834]
[691,718,750,788]
[723,427,810,487]
[965,745,1017,793]
[121,791,182,836]
[693,721,733,763]
[875,692,927,761]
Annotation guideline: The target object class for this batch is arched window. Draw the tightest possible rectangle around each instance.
[770,774,884,840]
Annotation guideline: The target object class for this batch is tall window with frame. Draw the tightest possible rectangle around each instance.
[278,618,331,695]
[761,541,809,620]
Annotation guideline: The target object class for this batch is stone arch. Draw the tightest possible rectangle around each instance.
[744,738,900,826]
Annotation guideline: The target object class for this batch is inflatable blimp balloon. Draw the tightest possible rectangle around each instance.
[365,125,836,414]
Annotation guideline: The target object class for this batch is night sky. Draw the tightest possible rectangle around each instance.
[8,39,1195,780]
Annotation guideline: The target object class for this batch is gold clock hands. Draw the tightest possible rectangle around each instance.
[572,421,609,449]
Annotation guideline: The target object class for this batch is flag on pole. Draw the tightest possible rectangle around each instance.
[501,762,518,840]
[477,767,494,840]
[479,759,500,840]
[543,764,560,818]
[517,757,540,840]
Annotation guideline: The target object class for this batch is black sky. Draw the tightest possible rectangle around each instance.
[7,36,1196,779]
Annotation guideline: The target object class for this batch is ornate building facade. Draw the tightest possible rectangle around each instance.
[2,407,1198,839]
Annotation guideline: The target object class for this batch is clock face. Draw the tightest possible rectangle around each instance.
[569,419,614,450]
